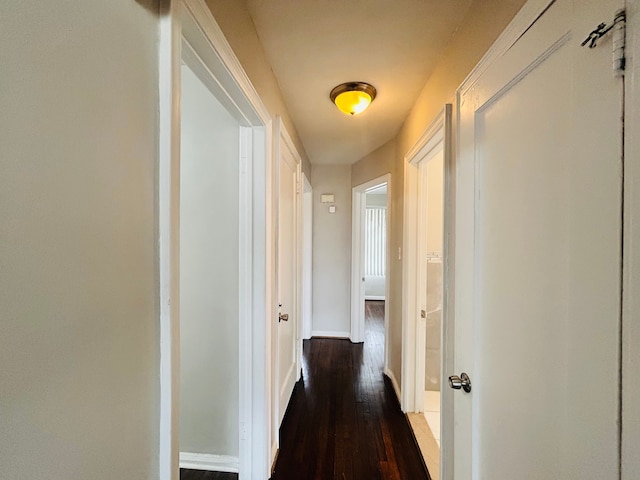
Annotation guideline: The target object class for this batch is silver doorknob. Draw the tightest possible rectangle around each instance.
[279,313,289,322]
[449,372,472,393]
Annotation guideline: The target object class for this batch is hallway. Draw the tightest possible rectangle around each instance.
[271,301,429,480]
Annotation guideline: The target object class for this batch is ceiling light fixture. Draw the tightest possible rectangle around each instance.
[330,82,377,116]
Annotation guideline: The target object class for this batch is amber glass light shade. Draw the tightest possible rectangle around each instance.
[330,82,377,115]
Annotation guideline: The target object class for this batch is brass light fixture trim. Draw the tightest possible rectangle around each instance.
[330,82,377,115]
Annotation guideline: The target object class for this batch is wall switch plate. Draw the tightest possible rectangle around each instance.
[329,205,336,213]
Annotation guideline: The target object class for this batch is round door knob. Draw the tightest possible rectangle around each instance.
[448,372,472,393]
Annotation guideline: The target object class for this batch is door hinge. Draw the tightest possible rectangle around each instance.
[581,9,626,77]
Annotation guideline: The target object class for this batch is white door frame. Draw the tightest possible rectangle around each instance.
[272,117,302,460]
[301,174,313,340]
[159,1,273,478]
[350,174,391,364]
[623,3,640,478]
[401,105,454,476]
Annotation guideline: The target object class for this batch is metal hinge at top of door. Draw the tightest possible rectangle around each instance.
[581,9,626,77]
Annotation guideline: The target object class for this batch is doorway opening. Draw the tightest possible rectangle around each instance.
[351,175,391,375]
[402,105,453,480]
[420,148,444,450]
[159,2,273,479]
[178,56,242,474]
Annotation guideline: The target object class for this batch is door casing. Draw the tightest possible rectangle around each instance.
[402,105,454,479]
[301,174,313,340]
[159,1,274,478]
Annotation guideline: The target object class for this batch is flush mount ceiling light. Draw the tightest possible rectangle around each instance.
[330,82,377,116]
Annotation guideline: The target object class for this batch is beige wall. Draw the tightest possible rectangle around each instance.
[352,140,396,187]
[0,1,160,478]
[351,0,527,389]
[205,0,312,178]
[311,165,353,336]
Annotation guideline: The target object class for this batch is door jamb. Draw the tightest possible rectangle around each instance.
[622,1,639,477]
[401,105,454,478]
[159,1,273,479]
[301,174,313,341]
[350,174,391,374]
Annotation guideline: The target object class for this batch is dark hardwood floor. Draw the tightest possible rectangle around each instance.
[271,300,430,480]
[180,470,237,480]
[181,301,428,480]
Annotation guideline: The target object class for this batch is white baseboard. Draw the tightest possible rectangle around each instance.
[311,330,351,339]
[179,452,239,473]
[384,367,402,405]
[365,295,386,301]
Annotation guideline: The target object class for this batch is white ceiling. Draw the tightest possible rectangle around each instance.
[246,0,473,165]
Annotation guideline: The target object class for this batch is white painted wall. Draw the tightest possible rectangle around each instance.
[311,165,352,336]
[0,1,160,478]
[179,65,240,457]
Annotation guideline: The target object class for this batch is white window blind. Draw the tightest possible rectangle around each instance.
[364,207,386,277]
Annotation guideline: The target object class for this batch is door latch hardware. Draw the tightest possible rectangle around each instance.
[420,309,426,319]
[449,372,472,393]
[279,313,289,322]
[581,9,625,49]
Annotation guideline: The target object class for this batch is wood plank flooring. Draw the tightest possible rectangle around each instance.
[181,301,428,480]
[271,300,429,480]
[180,470,237,480]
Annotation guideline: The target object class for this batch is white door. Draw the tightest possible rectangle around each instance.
[276,129,299,429]
[453,0,624,478]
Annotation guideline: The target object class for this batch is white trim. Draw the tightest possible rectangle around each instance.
[311,330,352,339]
[365,295,386,301]
[351,174,392,346]
[181,0,270,124]
[401,107,451,412]
[457,0,555,98]
[160,2,274,479]
[401,105,454,480]
[158,1,181,479]
[238,125,253,469]
[301,174,313,340]
[622,2,640,478]
[404,109,447,166]
[179,452,239,473]
[384,367,402,404]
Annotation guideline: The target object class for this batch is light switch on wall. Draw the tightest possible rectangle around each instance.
[329,205,336,214]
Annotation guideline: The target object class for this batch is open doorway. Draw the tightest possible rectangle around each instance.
[420,149,444,450]
[351,174,391,373]
[159,3,273,478]
[178,59,242,474]
[402,105,453,480]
